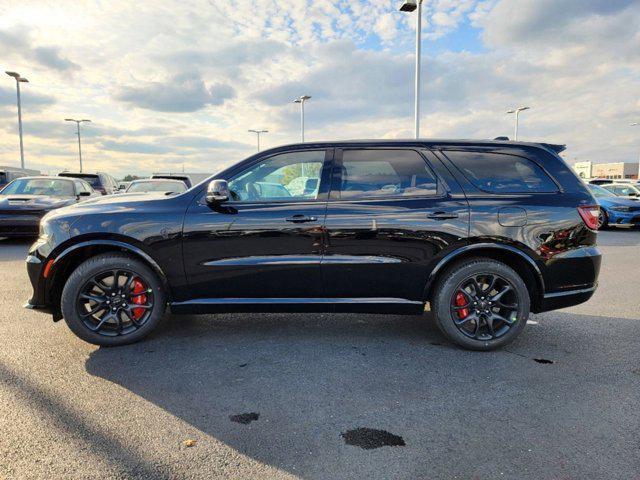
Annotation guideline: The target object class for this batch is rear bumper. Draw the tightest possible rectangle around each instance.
[539,285,597,312]
[538,246,601,312]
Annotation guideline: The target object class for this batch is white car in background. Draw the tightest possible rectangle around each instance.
[602,183,640,200]
[125,179,188,194]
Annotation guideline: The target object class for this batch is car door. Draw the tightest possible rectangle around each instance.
[321,147,469,301]
[182,148,333,301]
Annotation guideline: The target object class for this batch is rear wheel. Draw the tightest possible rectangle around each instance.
[61,253,166,346]
[597,209,608,230]
[431,258,530,351]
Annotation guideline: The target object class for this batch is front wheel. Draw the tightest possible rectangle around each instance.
[431,258,530,351]
[61,253,167,346]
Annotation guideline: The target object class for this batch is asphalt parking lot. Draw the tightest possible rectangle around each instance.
[0,231,638,480]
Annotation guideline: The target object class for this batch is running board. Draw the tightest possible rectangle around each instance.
[170,297,424,315]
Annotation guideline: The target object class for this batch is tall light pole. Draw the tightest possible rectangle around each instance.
[293,95,311,142]
[631,123,639,176]
[399,1,423,139]
[248,129,268,152]
[506,106,530,141]
[5,71,29,169]
[65,119,91,172]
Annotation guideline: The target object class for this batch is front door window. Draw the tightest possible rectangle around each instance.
[228,151,324,202]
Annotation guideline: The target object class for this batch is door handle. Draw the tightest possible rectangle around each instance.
[286,214,318,223]
[426,211,459,220]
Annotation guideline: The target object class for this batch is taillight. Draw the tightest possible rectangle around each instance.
[578,205,600,230]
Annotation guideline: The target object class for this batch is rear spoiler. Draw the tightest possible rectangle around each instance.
[540,143,566,154]
[492,138,567,154]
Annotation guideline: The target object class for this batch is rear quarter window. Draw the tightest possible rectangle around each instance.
[444,150,558,194]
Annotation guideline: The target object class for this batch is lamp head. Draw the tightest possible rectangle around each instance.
[399,1,418,12]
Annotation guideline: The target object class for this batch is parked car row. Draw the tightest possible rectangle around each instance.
[0,171,199,238]
[587,184,640,229]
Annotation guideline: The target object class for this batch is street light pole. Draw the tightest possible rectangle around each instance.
[506,106,531,141]
[399,0,423,139]
[631,123,639,176]
[248,129,268,152]
[293,95,311,142]
[5,71,29,169]
[65,119,91,172]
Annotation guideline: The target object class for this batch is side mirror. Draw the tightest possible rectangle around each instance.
[78,191,91,197]
[206,179,230,205]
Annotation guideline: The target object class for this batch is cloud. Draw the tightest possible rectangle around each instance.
[99,140,172,155]
[0,86,56,111]
[32,46,81,72]
[114,74,236,112]
[0,27,80,73]
[1,0,639,177]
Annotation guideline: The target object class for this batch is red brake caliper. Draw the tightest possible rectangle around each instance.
[131,278,147,320]
[455,291,469,319]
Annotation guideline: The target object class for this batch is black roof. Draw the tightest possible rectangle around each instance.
[263,138,566,153]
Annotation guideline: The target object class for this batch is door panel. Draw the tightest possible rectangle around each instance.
[321,148,469,301]
[182,149,332,300]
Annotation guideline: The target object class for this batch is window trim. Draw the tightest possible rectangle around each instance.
[439,148,561,195]
[328,147,445,202]
[220,148,334,206]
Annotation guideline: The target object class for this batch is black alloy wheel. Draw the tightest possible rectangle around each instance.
[450,273,519,341]
[431,258,530,351]
[61,253,166,346]
[77,269,154,337]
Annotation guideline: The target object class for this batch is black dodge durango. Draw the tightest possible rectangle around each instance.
[26,139,601,350]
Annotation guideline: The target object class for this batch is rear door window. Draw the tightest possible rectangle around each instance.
[334,149,438,200]
[444,151,558,193]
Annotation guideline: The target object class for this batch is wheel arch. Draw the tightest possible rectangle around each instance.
[46,239,171,320]
[424,243,545,312]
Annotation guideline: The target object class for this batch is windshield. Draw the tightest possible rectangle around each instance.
[60,174,100,187]
[606,185,640,196]
[588,184,615,199]
[1,178,75,197]
[127,181,187,193]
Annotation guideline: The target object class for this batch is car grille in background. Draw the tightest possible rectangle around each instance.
[0,209,47,216]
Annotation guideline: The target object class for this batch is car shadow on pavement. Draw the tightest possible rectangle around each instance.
[0,237,34,260]
[84,311,640,479]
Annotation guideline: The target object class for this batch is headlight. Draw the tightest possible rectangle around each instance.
[611,206,631,212]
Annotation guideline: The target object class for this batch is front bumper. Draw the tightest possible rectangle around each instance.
[607,209,640,226]
[0,213,43,236]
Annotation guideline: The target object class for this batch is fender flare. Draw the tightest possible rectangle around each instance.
[50,239,170,294]
[423,242,545,299]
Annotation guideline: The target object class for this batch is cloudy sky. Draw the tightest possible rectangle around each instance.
[0,0,639,177]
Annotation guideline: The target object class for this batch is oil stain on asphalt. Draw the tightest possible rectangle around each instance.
[230,412,260,424]
[341,428,406,449]
[534,358,554,364]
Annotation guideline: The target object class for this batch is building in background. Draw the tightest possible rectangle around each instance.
[572,161,592,180]
[591,162,638,180]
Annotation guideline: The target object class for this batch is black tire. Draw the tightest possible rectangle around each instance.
[61,253,166,346]
[597,209,608,230]
[431,258,530,351]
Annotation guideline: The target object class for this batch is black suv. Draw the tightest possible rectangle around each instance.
[58,172,119,195]
[26,140,601,350]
